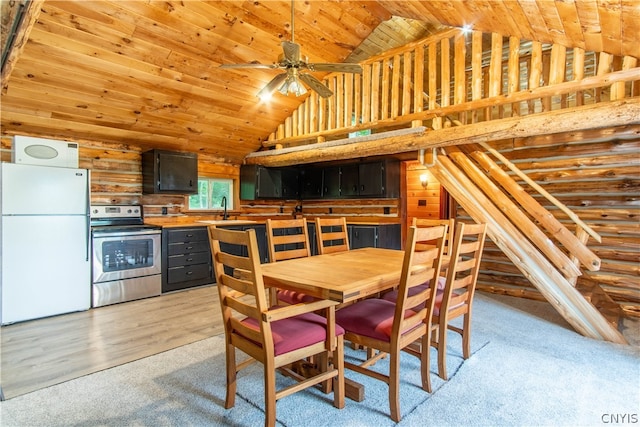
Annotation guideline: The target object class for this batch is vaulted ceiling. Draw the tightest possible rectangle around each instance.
[1,1,638,164]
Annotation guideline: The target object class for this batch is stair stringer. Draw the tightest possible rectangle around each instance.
[430,153,626,344]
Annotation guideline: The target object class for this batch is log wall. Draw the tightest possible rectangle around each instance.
[464,125,640,318]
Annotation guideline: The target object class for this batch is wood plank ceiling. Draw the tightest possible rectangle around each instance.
[1,1,638,164]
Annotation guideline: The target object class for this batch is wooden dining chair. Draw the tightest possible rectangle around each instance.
[208,226,345,427]
[335,225,447,422]
[265,218,315,305]
[413,217,456,255]
[315,217,350,254]
[433,222,487,380]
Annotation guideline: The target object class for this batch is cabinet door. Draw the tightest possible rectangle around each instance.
[323,166,341,198]
[280,168,299,199]
[349,225,378,249]
[257,167,282,198]
[245,224,269,264]
[377,224,401,249]
[300,167,323,199]
[340,164,359,197]
[143,150,198,194]
[358,162,384,197]
[158,151,197,193]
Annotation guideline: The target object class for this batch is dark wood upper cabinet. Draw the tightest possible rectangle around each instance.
[240,165,282,200]
[300,167,323,199]
[280,167,300,199]
[340,164,360,197]
[142,149,198,194]
[323,166,341,198]
[240,159,399,200]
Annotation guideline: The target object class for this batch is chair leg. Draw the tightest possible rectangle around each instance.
[264,368,277,427]
[316,352,331,393]
[461,314,471,359]
[225,343,237,409]
[389,352,401,422]
[437,324,449,381]
[420,332,432,393]
[333,336,345,409]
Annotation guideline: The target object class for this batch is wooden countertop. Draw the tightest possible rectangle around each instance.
[144,216,401,228]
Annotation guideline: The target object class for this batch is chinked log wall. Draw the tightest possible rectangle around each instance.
[245,28,640,342]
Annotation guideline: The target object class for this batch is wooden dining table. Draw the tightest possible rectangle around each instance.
[260,247,406,305]
[260,247,406,402]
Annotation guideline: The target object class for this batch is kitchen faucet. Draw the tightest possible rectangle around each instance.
[221,196,228,220]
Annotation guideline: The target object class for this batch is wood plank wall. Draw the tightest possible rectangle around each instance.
[462,126,640,318]
[405,160,440,227]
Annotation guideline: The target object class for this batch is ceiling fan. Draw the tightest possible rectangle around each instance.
[219,0,362,99]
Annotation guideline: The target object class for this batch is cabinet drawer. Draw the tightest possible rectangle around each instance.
[167,229,208,244]
[167,241,210,256]
[168,252,211,268]
[167,263,211,284]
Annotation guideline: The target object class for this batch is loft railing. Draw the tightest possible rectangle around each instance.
[264,28,639,147]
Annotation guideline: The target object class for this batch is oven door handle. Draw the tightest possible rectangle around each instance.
[92,229,161,238]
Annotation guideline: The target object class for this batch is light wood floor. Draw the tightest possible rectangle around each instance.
[0,285,222,400]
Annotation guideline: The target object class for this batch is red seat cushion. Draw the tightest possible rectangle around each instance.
[335,299,416,342]
[242,312,344,356]
[277,289,316,304]
[382,276,446,311]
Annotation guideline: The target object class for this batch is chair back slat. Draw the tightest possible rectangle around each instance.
[393,225,447,341]
[266,218,311,262]
[413,218,455,255]
[209,226,271,348]
[440,222,487,316]
[316,217,350,254]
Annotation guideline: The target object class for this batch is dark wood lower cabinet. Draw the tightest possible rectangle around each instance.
[162,227,213,293]
[161,222,398,292]
[349,224,401,250]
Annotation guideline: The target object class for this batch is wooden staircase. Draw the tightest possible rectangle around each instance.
[427,145,627,344]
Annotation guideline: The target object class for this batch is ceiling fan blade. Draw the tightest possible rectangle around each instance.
[298,73,333,98]
[281,41,301,63]
[257,72,288,98]
[219,63,279,70]
[305,63,363,74]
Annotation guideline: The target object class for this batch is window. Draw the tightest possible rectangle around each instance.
[188,178,234,211]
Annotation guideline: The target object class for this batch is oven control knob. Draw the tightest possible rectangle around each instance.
[127,209,132,213]
[92,209,99,214]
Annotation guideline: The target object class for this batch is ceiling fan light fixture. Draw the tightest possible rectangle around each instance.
[278,75,307,97]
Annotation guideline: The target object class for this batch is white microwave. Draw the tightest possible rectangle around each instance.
[11,135,79,168]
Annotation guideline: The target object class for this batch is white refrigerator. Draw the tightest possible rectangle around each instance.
[1,162,91,324]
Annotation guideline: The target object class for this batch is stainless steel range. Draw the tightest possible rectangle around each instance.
[90,205,162,307]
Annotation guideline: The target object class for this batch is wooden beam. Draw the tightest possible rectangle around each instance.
[445,146,583,278]
[430,153,626,344]
[1,0,45,91]
[246,98,640,167]
[245,127,427,167]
